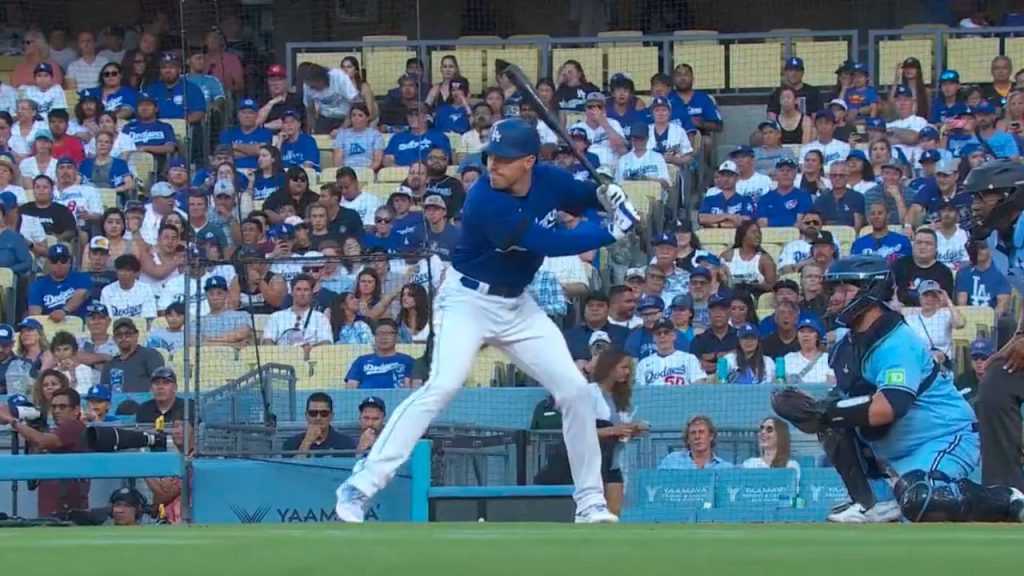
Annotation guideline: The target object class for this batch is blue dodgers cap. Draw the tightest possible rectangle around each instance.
[759,119,781,131]
[919,125,940,140]
[204,275,228,291]
[652,232,678,247]
[636,295,665,312]
[160,52,180,65]
[0,191,17,212]
[650,96,672,110]
[168,156,187,170]
[960,143,984,158]
[775,157,798,170]
[197,229,222,246]
[0,324,12,344]
[694,253,721,267]
[847,149,869,163]
[86,301,110,317]
[814,108,835,122]
[238,97,258,111]
[281,109,302,121]
[628,121,650,139]
[975,100,996,115]
[689,266,712,280]
[670,294,693,310]
[894,84,914,99]
[919,149,941,163]
[865,117,887,131]
[482,118,541,159]
[851,62,869,74]
[48,243,71,261]
[728,145,755,158]
[16,318,42,332]
[34,62,54,75]
[85,384,112,402]
[796,317,824,337]
[56,156,76,168]
[970,339,995,358]
[940,69,960,83]
[737,323,759,339]
[950,103,974,117]
[708,293,730,308]
[137,92,156,104]
[784,56,804,70]
[268,223,296,239]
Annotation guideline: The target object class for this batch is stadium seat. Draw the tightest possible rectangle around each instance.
[823,225,855,254]
[302,166,319,188]
[606,46,659,91]
[729,42,783,90]
[621,180,662,219]
[313,134,333,150]
[486,47,540,87]
[757,292,775,309]
[320,149,334,170]
[365,182,396,199]
[0,267,14,322]
[376,166,408,183]
[672,40,726,90]
[760,227,799,245]
[697,228,735,246]
[956,306,996,342]
[469,346,511,387]
[96,188,117,210]
[432,49,485,96]
[877,37,933,85]
[794,40,850,88]
[166,119,188,145]
[364,49,417,96]
[28,315,84,337]
[1004,39,1024,79]
[551,47,604,88]
[253,315,271,335]
[296,51,359,69]
[64,89,79,109]
[240,346,310,376]
[945,37,1000,84]
[128,152,156,191]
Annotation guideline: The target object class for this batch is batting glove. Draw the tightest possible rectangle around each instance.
[597,183,628,213]
[608,200,640,241]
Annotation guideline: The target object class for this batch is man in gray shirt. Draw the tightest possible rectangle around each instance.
[194,275,253,348]
[101,318,166,393]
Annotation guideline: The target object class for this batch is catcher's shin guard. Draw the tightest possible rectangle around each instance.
[821,428,876,508]
[895,470,1021,522]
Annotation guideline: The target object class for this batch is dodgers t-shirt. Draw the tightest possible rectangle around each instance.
[29,271,93,316]
[384,129,452,166]
[346,352,415,389]
[955,264,1010,308]
[219,126,273,170]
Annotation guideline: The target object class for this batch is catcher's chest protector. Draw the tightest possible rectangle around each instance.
[830,313,905,441]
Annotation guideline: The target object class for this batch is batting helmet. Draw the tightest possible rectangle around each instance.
[481,118,540,160]
[823,255,894,328]
[961,158,1024,240]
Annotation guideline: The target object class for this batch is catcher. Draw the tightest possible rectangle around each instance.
[773,255,1024,523]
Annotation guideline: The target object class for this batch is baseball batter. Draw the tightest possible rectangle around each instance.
[336,118,638,523]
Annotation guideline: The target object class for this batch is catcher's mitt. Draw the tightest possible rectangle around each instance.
[771,387,828,434]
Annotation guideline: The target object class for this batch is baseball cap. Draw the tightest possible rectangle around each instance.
[894,84,914,99]
[689,266,712,281]
[651,318,675,333]
[775,157,798,170]
[568,127,588,141]
[881,158,904,171]
[204,275,228,292]
[85,384,112,402]
[637,295,665,312]
[835,60,856,74]
[935,158,958,175]
[0,191,18,212]
[34,62,54,75]
[919,149,941,164]
[238,98,258,111]
[213,180,235,197]
[810,230,835,246]
[902,57,922,68]
[423,195,447,209]
[283,215,305,228]
[650,96,672,110]
[796,317,823,337]
[160,52,180,65]
[86,301,109,317]
[940,69,961,83]
[56,156,77,168]
[0,324,13,344]
[847,149,868,163]
[759,119,781,131]
[625,267,645,281]
[670,294,693,310]
[282,109,302,121]
[815,109,835,122]
[717,160,738,174]
[391,185,413,198]
[268,223,296,239]
[16,318,42,332]
[359,396,386,413]
[89,236,110,252]
[151,366,177,383]
[827,98,848,111]
[961,143,984,158]
[584,92,605,107]
[851,62,869,74]
[728,145,755,158]
[950,103,974,117]
[652,232,678,247]
[917,279,943,295]
[124,200,145,213]
[784,57,804,70]
[970,339,995,359]
[588,330,611,346]
[628,121,649,139]
[708,293,730,309]
[773,279,800,294]
[919,125,940,140]
[267,64,286,78]
[694,253,721,267]
[137,92,156,104]
[112,317,138,333]
[975,100,996,115]
[482,118,541,160]
[865,117,887,131]
[168,156,188,171]
[737,323,758,339]
[449,75,470,93]
[48,244,71,261]
[31,129,53,143]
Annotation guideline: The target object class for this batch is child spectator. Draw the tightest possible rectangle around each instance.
[615,122,670,191]
[83,384,118,422]
[50,330,93,394]
[843,63,879,118]
[21,63,66,122]
[101,254,158,320]
[147,302,186,354]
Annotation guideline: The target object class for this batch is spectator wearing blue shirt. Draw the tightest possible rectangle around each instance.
[851,201,912,263]
[0,194,32,276]
[669,64,722,136]
[252,144,286,202]
[944,104,981,157]
[27,244,92,320]
[142,53,207,124]
[930,69,962,124]
[698,161,753,228]
[83,384,119,423]
[282,392,357,456]
[905,158,966,227]
[955,241,1011,314]
[625,295,688,360]
[83,62,138,119]
[362,205,408,254]
[433,76,472,134]
[910,149,941,189]
[657,415,733,470]
[191,145,251,193]
[422,194,460,261]
[345,319,417,389]
[646,73,695,131]
[278,109,320,171]
[757,279,820,337]
[812,160,865,229]
[78,134,134,192]
[219,98,273,171]
[383,106,451,167]
[844,62,879,118]
[184,49,226,109]
[756,158,812,227]
[974,100,1021,160]
[121,93,177,171]
[563,291,630,364]
[604,73,646,136]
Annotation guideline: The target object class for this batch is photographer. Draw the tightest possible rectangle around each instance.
[0,387,89,517]
[108,487,148,526]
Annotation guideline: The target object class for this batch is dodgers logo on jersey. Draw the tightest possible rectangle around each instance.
[784,199,798,210]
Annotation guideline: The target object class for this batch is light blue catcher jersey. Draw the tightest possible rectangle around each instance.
[832,317,975,464]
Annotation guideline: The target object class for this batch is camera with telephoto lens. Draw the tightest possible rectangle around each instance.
[7,395,43,423]
[86,426,168,452]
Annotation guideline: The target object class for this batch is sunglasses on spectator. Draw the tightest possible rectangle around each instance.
[103,70,120,77]
[114,330,137,338]
[375,217,392,224]
[307,409,331,418]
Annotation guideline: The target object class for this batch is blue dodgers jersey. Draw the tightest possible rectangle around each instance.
[755,189,813,227]
[955,264,1010,308]
[122,120,176,148]
[345,353,415,389]
[384,130,452,166]
[83,86,138,113]
[142,79,208,119]
[450,163,610,293]
[850,232,912,262]
[832,321,975,463]
[280,133,321,170]
[219,126,273,170]
[28,271,93,316]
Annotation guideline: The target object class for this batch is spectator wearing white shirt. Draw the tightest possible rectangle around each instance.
[904,280,965,368]
[336,167,382,228]
[18,129,58,187]
[799,109,851,167]
[50,330,93,394]
[261,274,333,346]
[9,100,48,159]
[96,27,127,66]
[66,31,111,91]
[783,317,834,384]
[20,63,66,123]
[634,319,708,386]
[53,156,103,233]
[84,112,136,159]
[728,145,773,203]
[646,96,693,169]
[0,191,46,256]
[101,254,158,319]
[297,62,360,135]
[741,417,801,476]
[47,28,78,70]
[888,84,929,148]
[722,323,775,384]
[933,201,970,272]
[616,122,671,193]
[141,182,186,246]
[569,92,626,170]
[0,82,16,116]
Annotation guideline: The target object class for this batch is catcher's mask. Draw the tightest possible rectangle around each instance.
[961,158,1024,241]
[824,255,894,329]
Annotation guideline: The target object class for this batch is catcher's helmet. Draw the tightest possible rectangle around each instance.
[823,255,894,328]
[961,158,1024,241]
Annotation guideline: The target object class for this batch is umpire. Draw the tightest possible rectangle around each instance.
[962,159,1024,490]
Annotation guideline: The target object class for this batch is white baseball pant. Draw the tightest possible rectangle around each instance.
[343,271,607,511]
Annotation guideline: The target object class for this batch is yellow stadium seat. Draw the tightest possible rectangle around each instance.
[945,37,1000,84]
[729,42,783,89]
[445,165,458,177]
[364,50,416,97]
[96,188,117,210]
[253,315,271,335]
[486,47,540,87]
[1004,39,1024,81]
[703,244,730,258]
[296,51,359,69]
[756,308,775,321]
[29,315,84,337]
[432,49,486,97]
[0,267,14,320]
[469,346,511,387]
[794,40,850,88]
[307,345,371,389]
[955,306,996,342]
[320,150,334,170]
[0,71,9,85]
[302,167,319,187]
[128,152,155,189]
[196,346,238,365]
[607,46,659,90]
[697,228,735,246]
[314,134,333,150]
[364,182,395,199]
[672,42,726,90]
[376,166,408,183]
[240,346,309,371]
[0,56,18,71]
[551,47,604,88]
[396,344,425,360]
[761,227,800,245]
[564,111,586,127]
[878,38,933,85]
[64,89,79,109]
[823,225,856,254]
[621,181,662,218]
[762,242,784,262]
[166,119,187,144]
[757,292,776,309]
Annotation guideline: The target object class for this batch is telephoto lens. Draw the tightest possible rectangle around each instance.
[86,427,168,452]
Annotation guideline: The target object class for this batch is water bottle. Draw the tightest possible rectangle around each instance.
[774,357,787,384]
[5,359,33,396]
[716,357,730,383]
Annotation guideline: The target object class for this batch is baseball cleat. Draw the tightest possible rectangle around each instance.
[864,499,902,523]
[335,483,369,523]
[1008,488,1024,522]
[574,503,619,524]
[827,499,901,523]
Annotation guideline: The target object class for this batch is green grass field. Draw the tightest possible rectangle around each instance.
[1,523,1021,575]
